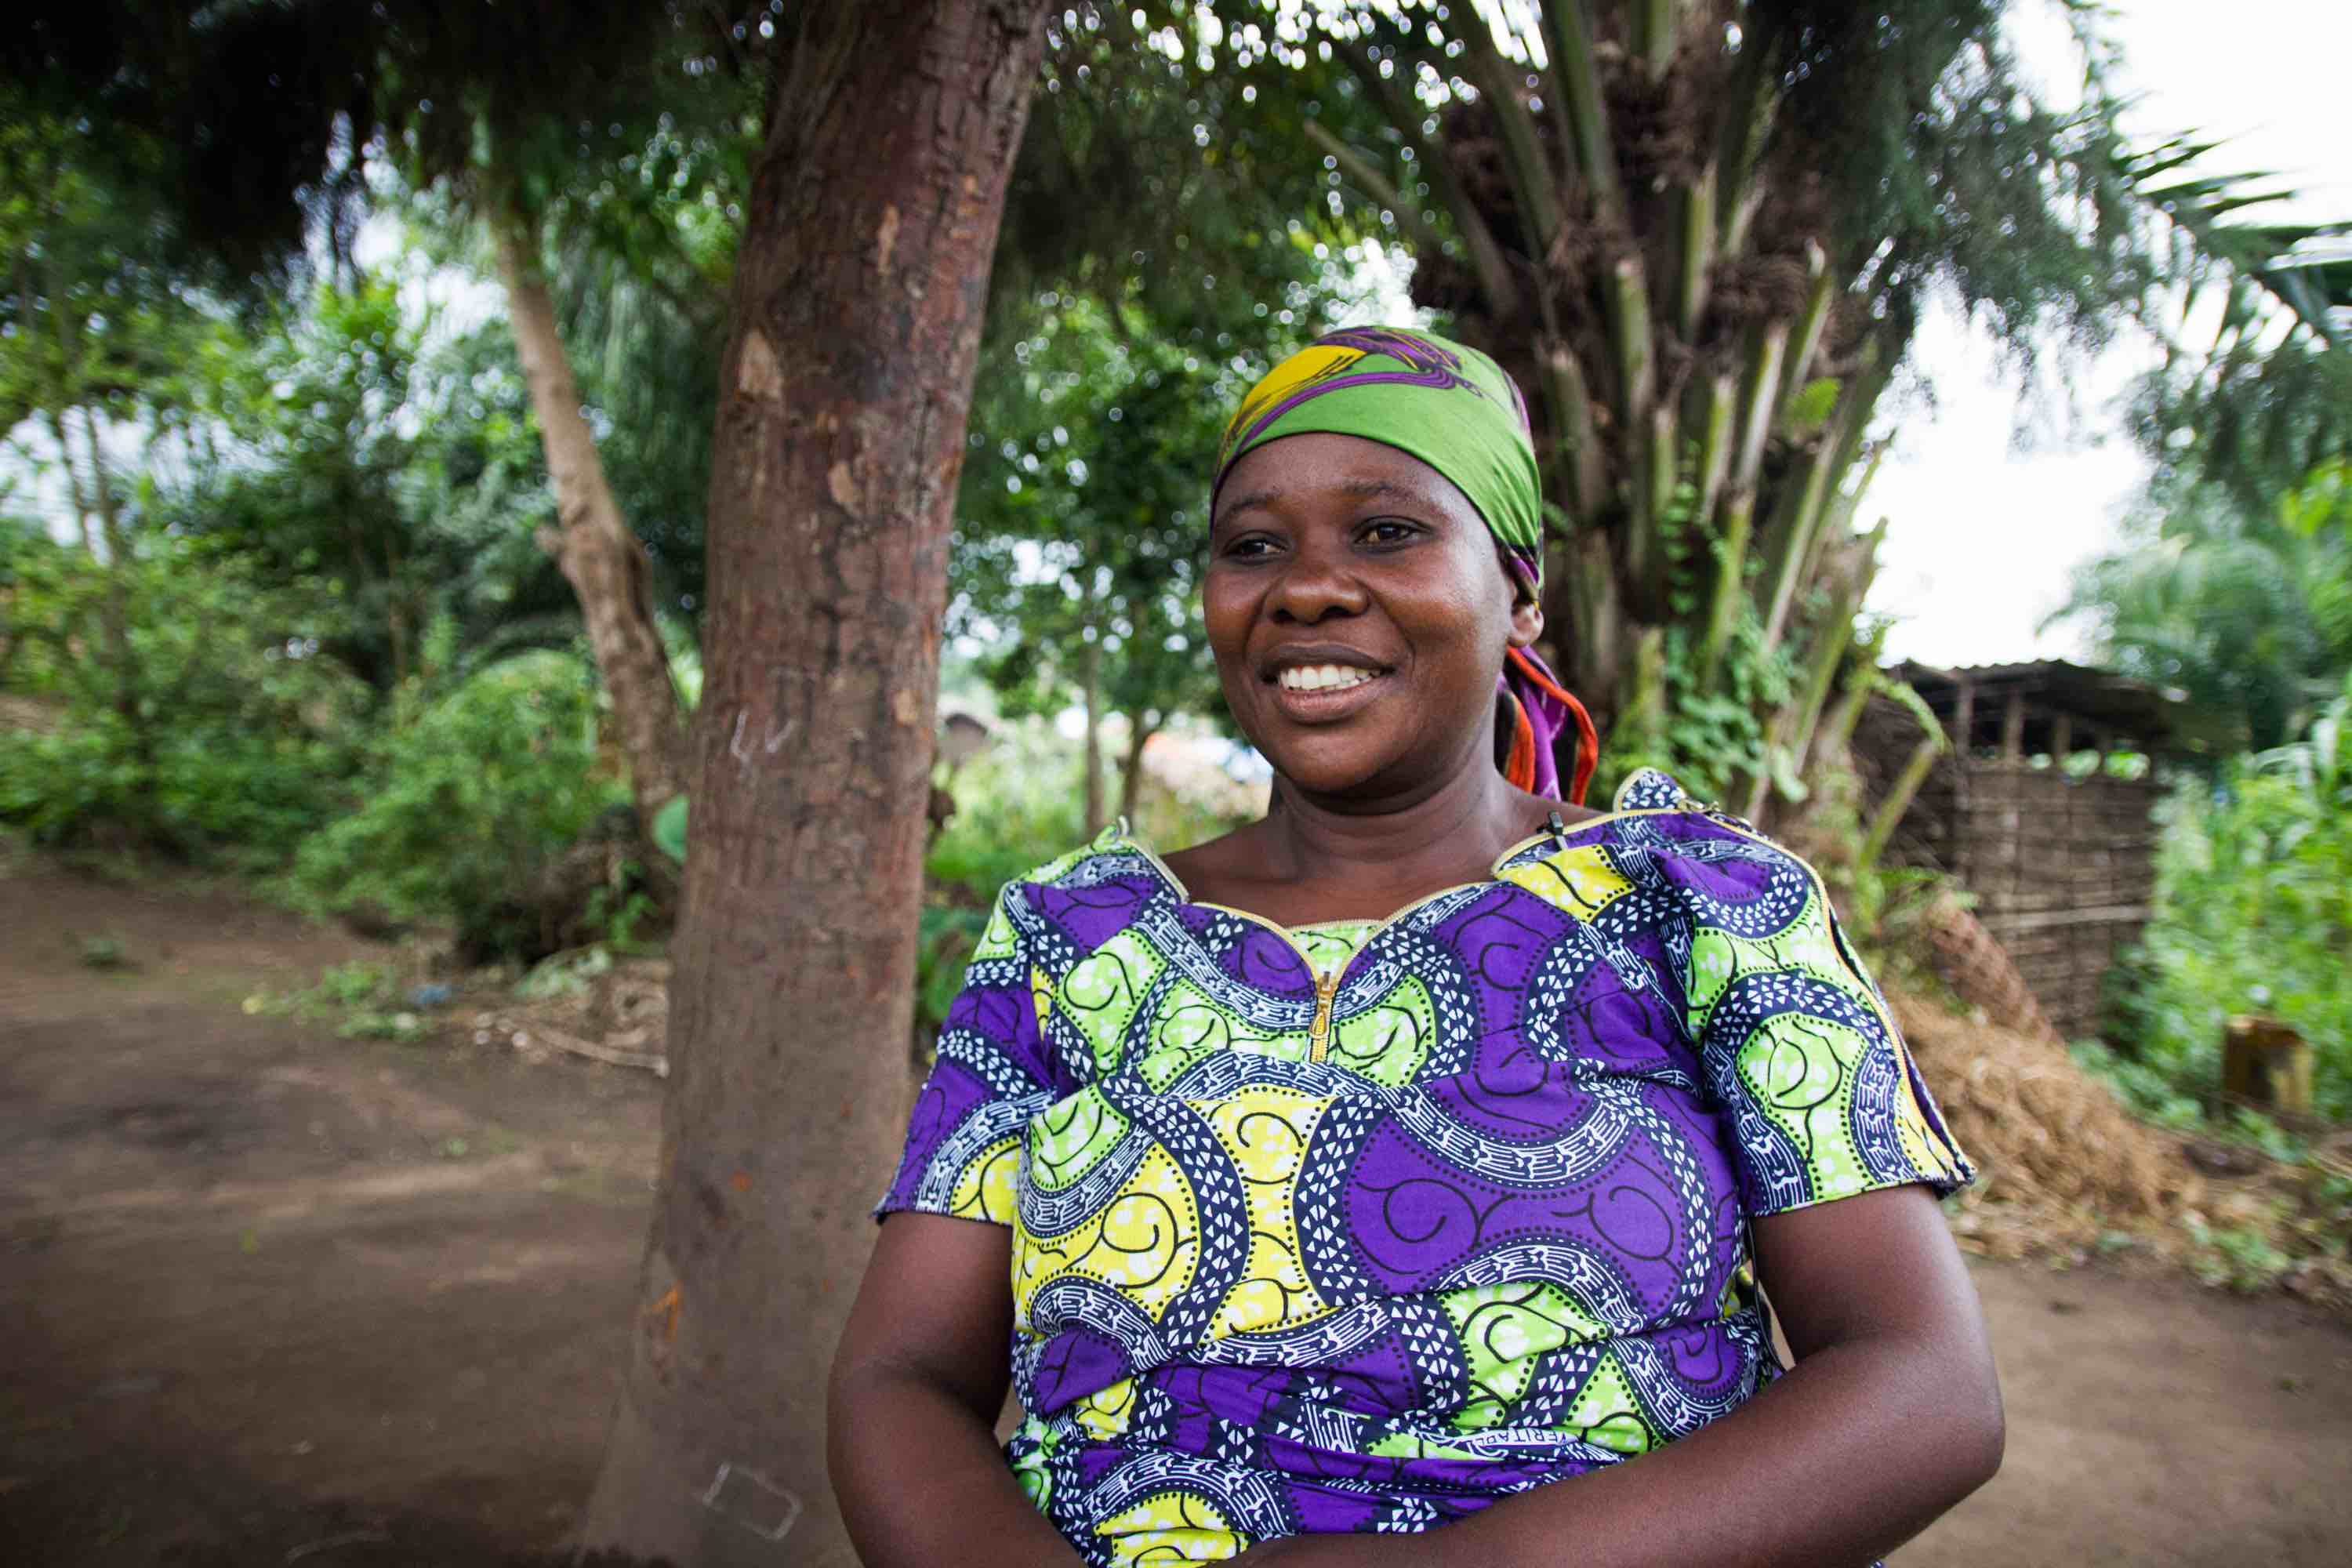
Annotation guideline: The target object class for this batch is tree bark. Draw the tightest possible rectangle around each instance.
[70,408,143,768]
[1117,711,1158,826]
[490,201,689,832]
[1080,632,1105,835]
[572,2,1051,1563]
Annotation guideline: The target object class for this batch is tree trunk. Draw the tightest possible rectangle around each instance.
[572,3,1051,1563]
[1080,632,1105,835]
[491,201,689,831]
[70,409,143,770]
[1117,711,1158,826]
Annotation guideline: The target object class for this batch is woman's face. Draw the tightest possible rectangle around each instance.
[1205,432,1542,800]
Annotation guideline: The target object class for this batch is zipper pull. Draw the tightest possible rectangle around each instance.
[1308,967,1340,1063]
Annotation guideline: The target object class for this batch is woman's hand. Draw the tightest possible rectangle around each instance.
[828,1211,1085,1568]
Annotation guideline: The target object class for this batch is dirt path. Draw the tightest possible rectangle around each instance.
[3,863,2348,1565]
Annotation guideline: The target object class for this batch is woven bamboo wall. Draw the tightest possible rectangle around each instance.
[1929,766,2161,1039]
[1851,665,2195,1040]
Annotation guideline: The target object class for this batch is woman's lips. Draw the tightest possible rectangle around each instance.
[1265,666,1390,722]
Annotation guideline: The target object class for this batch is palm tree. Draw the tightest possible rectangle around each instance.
[1254,0,2347,812]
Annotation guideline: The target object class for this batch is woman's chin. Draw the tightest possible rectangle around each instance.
[1254,735,1426,801]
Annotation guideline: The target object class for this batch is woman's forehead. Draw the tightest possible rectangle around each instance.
[1213,433,1475,524]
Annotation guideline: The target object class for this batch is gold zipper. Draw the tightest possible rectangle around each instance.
[1307,967,1340,1063]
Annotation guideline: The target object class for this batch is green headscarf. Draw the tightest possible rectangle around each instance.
[1212,326,1545,592]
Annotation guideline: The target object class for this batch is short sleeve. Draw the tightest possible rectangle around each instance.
[1682,833,1974,1219]
[876,880,1058,1225]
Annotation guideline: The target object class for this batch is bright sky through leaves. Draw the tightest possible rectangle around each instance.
[1869,0,2352,671]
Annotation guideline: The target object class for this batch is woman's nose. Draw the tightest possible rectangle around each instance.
[1268,535,1368,624]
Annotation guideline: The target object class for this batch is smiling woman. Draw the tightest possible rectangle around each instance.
[829,329,2002,1568]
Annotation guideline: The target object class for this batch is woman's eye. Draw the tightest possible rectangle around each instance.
[1363,519,1421,546]
[1221,534,1279,559]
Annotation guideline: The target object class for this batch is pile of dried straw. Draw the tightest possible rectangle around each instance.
[1889,984,2198,1233]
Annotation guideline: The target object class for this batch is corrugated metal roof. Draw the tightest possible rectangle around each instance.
[1893,658,2241,756]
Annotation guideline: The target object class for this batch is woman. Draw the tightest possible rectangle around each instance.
[831,328,2002,1567]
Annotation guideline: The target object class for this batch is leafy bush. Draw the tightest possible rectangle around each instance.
[291,649,626,954]
[0,530,369,858]
[2108,675,2352,1116]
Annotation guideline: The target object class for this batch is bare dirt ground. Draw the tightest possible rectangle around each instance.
[4,861,2349,1566]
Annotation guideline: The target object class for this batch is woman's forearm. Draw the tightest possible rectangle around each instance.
[827,1362,1082,1568]
[1250,1323,2002,1568]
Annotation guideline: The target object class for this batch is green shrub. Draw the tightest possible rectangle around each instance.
[2107,676,2352,1116]
[0,533,369,858]
[291,650,624,953]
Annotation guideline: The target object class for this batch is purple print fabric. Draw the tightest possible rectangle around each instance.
[877,768,1973,1564]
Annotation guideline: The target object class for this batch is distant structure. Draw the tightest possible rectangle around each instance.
[936,710,993,774]
[1856,659,2234,1040]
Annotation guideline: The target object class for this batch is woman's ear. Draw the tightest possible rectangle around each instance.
[1507,589,1544,650]
[1496,544,1544,649]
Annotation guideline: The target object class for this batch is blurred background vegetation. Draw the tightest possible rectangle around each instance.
[2,0,2348,1134]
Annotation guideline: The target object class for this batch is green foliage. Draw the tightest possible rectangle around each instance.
[2106,676,2352,1117]
[246,958,431,1044]
[1598,554,1799,809]
[2183,1214,2297,1295]
[74,934,129,971]
[650,797,689,865]
[290,649,624,954]
[2068,1039,2206,1131]
[172,278,564,690]
[956,293,1283,774]
[996,3,1381,348]
[0,529,370,857]
[2109,129,2352,515]
[2053,460,2352,753]
[925,725,1095,910]
[517,945,615,1003]
[0,88,230,440]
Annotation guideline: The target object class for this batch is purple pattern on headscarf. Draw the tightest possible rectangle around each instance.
[1214,328,1515,480]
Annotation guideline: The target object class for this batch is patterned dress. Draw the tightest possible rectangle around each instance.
[877,769,1973,1565]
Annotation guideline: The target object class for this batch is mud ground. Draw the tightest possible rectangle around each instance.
[3,862,2347,1566]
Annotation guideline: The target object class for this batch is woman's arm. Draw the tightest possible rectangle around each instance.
[1243,1181,2003,1567]
[829,1211,1083,1568]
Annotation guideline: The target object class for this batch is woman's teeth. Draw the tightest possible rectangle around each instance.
[1279,664,1379,692]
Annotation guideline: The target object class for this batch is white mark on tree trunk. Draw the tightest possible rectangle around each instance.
[736,329,784,401]
[892,688,923,727]
[731,710,794,770]
[875,203,901,277]
[828,461,860,511]
[699,1461,802,1542]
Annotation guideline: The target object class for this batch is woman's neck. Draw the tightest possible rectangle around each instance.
[1169,759,1555,927]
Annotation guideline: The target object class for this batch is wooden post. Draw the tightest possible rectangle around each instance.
[2050,712,2073,766]
[2223,1017,2316,1116]
[1860,697,1948,873]
[2000,688,2026,764]
[1950,679,1976,757]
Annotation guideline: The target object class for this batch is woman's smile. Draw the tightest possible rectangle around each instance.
[1264,642,1396,720]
